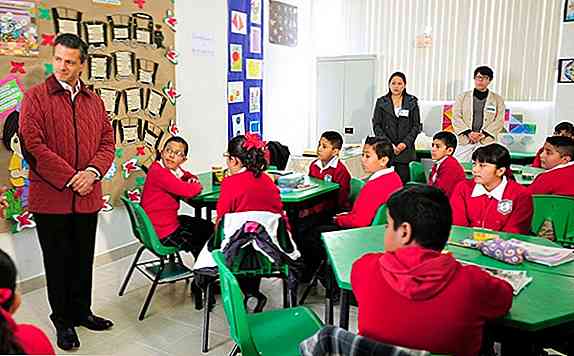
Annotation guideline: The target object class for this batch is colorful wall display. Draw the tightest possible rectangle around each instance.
[269,0,297,47]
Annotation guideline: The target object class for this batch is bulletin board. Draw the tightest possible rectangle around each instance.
[0,0,177,233]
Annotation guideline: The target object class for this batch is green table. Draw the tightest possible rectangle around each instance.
[416,149,537,165]
[322,225,574,343]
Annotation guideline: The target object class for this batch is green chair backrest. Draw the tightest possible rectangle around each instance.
[213,214,290,276]
[531,194,574,246]
[409,161,426,183]
[212,250,258,356]
[348,177,366,204]
[371,204,387,226]
[461,162,473,179]
[120,196,177,256]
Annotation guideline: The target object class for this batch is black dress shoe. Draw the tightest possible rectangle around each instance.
[76,314,114,331]
[55,326,80,350]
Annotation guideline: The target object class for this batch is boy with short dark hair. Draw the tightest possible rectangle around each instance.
[532,121,574,168]
[352,185,513,356]
[428,131,466,198]
[528,136,574,197]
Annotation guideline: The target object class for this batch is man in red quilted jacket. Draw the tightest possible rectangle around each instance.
[19,34,115,351]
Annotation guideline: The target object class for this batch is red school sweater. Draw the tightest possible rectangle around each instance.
[335,170,403,228]
[351,247,513,356]
[428,155,467,198]
[308,158,352,211]
[141,161,202,238]
[216,170,284,219]
[528,162,574,197]
[450,178,533,234]
[1,309,55,355]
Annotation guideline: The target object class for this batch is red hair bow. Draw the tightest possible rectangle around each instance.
[0,288,13,305]
[242,133,266,150]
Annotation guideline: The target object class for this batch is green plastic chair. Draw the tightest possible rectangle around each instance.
[531,195,574,247]
[409,161,426,183]
[348,177,366,204]
[200,214,295,353]
[213,250,323,356]
[119,196,193,320]
[371,204,387,225]
[461,162,473,179]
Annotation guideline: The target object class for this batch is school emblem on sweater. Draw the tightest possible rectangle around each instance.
[497,199,513,215]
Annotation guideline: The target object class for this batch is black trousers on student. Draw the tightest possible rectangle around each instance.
[34,213,98,328]
[161,215,214,259]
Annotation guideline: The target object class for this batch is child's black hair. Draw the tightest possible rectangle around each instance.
[432,131,458,151]
[554,121,574,136]
[0,249,25,354]
[387,185,452,251]
[320,131,343,150]
[227,135,268,177]
[155,136,189,161]
[472,143,510,169]
[2,111,19,153]
[364,136,395,166]
[546,136,574,159]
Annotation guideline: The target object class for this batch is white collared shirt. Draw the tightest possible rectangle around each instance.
[159,160,184,178]
[314,156,339,173]
[471,176,508,201]
[431,156,448,183]
[542,160,574,173]
[57,79,81,101]
[369,167,395,181]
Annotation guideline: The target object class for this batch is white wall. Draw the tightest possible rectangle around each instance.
[556,21,574,128]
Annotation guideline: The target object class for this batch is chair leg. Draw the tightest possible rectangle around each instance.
[299,259,325,305]
[228,344,240,356]
[201,282,213,353]
[138,257,165,321]
[282,278,289,308]
[119,246,145,296]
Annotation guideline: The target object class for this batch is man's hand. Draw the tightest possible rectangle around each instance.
[396,143,407,154]
[468,131,484,144]
[69,170,97,196]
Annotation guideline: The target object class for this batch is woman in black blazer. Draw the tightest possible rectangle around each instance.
[372,72,422,183]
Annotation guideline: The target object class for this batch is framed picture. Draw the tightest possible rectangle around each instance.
[558,58,574,83]
[565,0,574,22]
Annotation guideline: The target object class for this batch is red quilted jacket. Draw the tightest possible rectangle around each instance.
[19,75,115,214]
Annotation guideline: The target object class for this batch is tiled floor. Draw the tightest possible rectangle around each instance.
[17,251,358,355]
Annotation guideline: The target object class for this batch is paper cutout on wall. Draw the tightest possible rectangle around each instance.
[108,14,131,42]
[13,211,35,232]
[44,63,53,76]
[168,119,180,136]
[0,1,39,56]
[115,147,124,158]
[230,44,242,72]
[133,0,146,10]
[145,88,167,118]
[441,104,454,132]
[132,12,153,46]
[153,24,165,49]
[83,20,108,49]
[165,47,178,64]
[251,0,262,25]
[246,59,262,80]
[250,26,261,54]
[142,121,164,150]
[136,146,146,156]
[9,61,25,74]
[228,81,244,103]
[113,51,135,80]
[162,80,179,105]
[231,113,245,137]
[3,111,29,198]
[0,75,24,122]
[113,117,143,145]
[249,119,261,134]
[122,158,141,178]
[96,87,121,119]
[101,194,113,212]
[269,0,298,47]
[41,33,55,46]
[136,58,159,85]
[103,161,117,181]
[126,188,141,203]
[124,87,144,114]
[231,11,247,35]
[163,9,176,31]
[52,7,82,36]
[249,87,260,113]
[38,5,51,20]
[88,54,111,81]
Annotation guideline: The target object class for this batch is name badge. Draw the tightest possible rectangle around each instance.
[398,109,409,117]
[324,174,332,182]
[497,199,513,215]
[485,105,496,114]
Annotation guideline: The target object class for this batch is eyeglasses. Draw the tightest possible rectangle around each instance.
[164,148,186,158]
[474,75,490,81]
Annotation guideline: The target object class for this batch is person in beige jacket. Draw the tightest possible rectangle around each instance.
[452,66,506,162]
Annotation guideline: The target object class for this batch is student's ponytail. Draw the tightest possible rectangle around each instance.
[0,249,25,355]
[227,134,269,177]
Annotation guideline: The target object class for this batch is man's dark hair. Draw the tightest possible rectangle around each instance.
[433,131,458,151]
[474,66,494,80]
[554,121,574,136]
[54,33,89,63]
[546,136,574,159]
[387,185,452,251]
[321,131,343,150]
[364,136,395,166]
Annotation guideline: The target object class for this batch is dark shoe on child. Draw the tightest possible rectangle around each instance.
[76,314,114,331]
[55,326,80,350]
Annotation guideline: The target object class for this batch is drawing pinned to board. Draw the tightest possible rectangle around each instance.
[133,0,146,10]
[441,104,454,132]
[168,119,180,136]
[249,87,260,113]
[3,111,29,206]
[230,44,242,72]
[83,20,107,49]
[9,61,25,74]
[122,158,141,178]
[249,119,261,135]
[124,87,144,113]
[165,47,178,64]
[114,117,143,145]
[558,58,574,83]
[52,7,82,36]
[88,54,111,81]
[230,10,247,35]
[145,88,167,118]
[228,81,244,103]
[107,14,131,43]
[163,9,176,31]
[96,87,121,118]
[142,120,164,150]
[162,80,179,105]
[40,33,55,46]
[0,1,39,57]
[231,113,245,137]
[113,50,135,79]
[269,0,297,47]
[12,211,35,232]
[136,58,159,85]
[132,12,153,46]
[126,188,141,203]
[136,146,146,156]
[250,26,261,54]
[251,0,262,25]
[565,0,574,22]
[101,195,113,212]
[0,75,24,121]
[246,59,262,80]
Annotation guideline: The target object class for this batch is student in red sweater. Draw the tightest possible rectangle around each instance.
[0,249,55,355]
[451,143,533,234]
[141,137,213,308]
[352,185,513,356]
[531,121,573,168]
[428,131,466,198]
[528,136,574,197]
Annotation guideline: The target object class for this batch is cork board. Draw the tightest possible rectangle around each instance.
[0,0,176,233]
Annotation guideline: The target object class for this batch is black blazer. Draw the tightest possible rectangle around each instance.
[372,93,422,163]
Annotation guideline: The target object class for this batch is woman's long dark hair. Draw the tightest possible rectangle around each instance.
[0,249,25,354]
[385,71,409,98]
[227,135,268,177]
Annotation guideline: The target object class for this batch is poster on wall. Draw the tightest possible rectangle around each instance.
[269,0,297,47]
[0,0,39,57]
[565,0,574,22]
[558,58,574,83]
[228,0,263,140]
